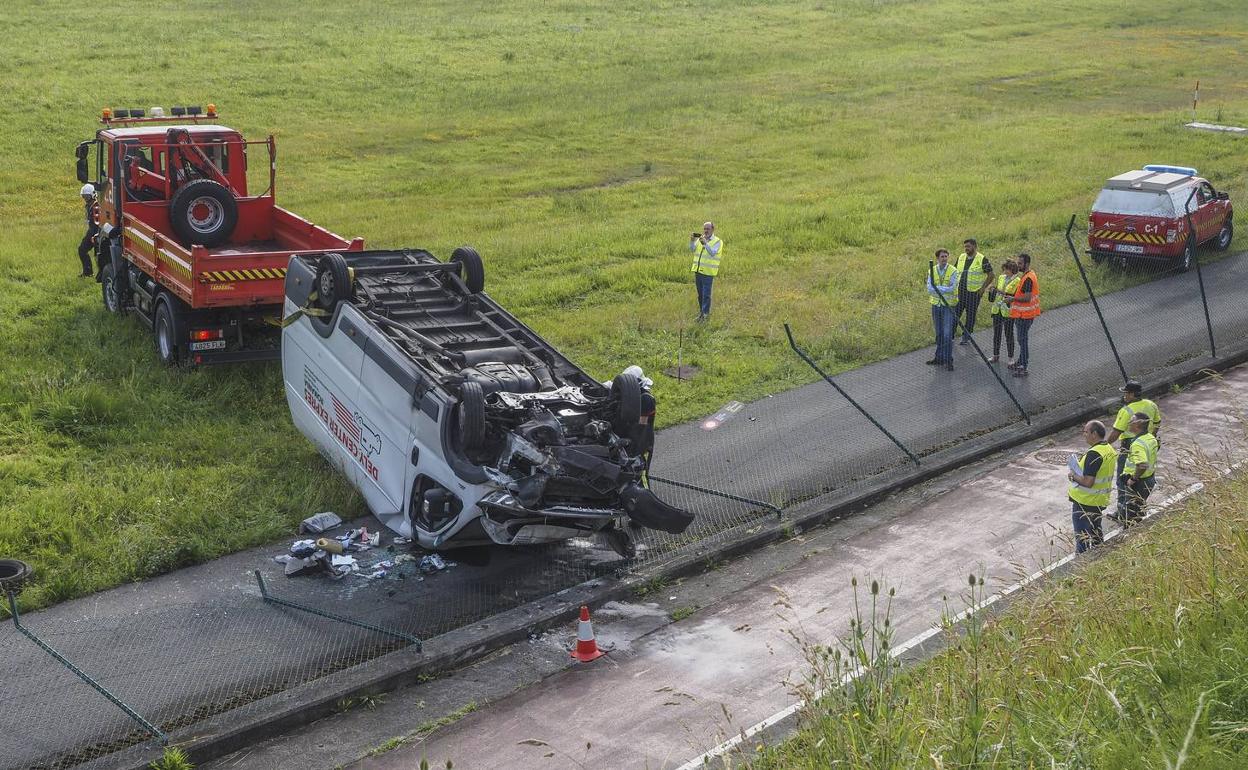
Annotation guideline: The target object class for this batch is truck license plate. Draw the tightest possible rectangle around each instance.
[1115,243,1145,254]
[189,340,227,351]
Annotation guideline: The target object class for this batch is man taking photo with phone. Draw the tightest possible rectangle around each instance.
[689,221,723,322]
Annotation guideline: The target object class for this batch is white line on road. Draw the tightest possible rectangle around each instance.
[676,458,1245,770]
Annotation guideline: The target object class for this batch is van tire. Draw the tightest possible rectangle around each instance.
[169,179,238,248]
[458,381,487,450]
[315,253,352,311]
[450,247,485,294]
[612,372,642,434]
[154,296,186,366]
[1214,218,1233,252]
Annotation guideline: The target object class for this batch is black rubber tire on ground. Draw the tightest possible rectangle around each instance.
[100,263,122,314]
[153,296,186,366]
[612,372,642,434]
[1180,238,1195,272]
[169,179,238,248]
[457,380,487,451]
[1214,218,1234,252]
[450,246,485,294]
[314,253,352,311]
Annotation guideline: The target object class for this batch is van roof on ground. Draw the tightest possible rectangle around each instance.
[1104,169,1198,193]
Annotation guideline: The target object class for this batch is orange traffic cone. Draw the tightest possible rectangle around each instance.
[570,605,605,662]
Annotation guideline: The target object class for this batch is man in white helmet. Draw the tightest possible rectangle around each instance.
[78,183,98,277]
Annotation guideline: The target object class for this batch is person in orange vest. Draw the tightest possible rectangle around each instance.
[1008,252,1040,377]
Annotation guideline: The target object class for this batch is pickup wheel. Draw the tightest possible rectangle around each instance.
[457,381,487,451]
[314,253,352,311]
[154,296,187,367]
[611,372,642,435]
[100,263,122,314]
[1180,238,1195,272]
[169,179,238,248]
[450,247,485,294]
[1214,218,1233,252]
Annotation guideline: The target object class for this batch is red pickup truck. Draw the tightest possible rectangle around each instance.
[1088,165,1233,272]
[76,105,362,365]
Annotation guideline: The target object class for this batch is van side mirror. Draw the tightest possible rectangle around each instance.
[75,141,91,184]
[1217,191,1230,201]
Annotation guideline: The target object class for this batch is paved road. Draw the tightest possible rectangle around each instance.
[360,359,1248,770]
[0,252,1242,770]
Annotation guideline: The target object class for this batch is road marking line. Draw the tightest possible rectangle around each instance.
[676,457,1245,770]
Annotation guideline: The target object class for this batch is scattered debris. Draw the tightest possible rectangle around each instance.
[299,511,343,534]
[419,554,456,573]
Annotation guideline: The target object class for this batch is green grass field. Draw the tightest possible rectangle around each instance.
[2,0,1247,609]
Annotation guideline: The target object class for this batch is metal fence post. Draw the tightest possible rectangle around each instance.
[925,265,1031,425]
[1065,214,1129,383]
[1184,187,1218,357]
[784,323,922,465]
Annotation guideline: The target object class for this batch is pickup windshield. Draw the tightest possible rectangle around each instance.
[1092,188,1177,217]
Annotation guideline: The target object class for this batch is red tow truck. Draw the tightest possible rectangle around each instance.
[76,105,362,365]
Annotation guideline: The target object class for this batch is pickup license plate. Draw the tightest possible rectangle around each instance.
[189,340,227,351]
[1115,243,1145,254]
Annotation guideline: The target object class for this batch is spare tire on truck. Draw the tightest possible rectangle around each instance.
[169,179,238,248]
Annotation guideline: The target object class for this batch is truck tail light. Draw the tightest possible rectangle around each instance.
[1166,229,1177,243]
[191,329,224,341]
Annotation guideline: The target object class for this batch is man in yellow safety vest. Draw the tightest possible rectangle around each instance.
[689,221,723,322]
[1068,419,1118,553]
[1105,379,1161,521]
[1119,411,1159,527]
[953,238,994,346]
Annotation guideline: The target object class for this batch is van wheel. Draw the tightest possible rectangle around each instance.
[611,372,642,434]
[154,297,186,366]
[1180,238,1195,272]
[169,179,238,248]
[101,263,122,314]
[315,253,352,311]
[450,247,485,294]
[457,381,487,451]
[1214,218,1233,252]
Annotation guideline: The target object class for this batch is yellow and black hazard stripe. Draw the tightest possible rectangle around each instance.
[157,251,193,283]
[1090,229,1167,245]
[198,267,288,283]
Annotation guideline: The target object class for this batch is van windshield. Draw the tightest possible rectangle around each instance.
[1092,188,1176,217]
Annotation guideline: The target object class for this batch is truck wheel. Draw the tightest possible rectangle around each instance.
[314,253,352,311]
[450,247,485,294]
[1180,238,1195,272]
[169,179,238,248]
[611,372,642,435]
[154,296,187,366]
[1214,218,1233,252]
[100,263,122,314]
[457,381,487,451]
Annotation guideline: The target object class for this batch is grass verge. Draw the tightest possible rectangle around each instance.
[750,464,1248,767]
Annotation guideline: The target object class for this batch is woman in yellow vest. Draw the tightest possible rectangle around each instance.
[987,259,1020,365]
[1068,420,1118,553]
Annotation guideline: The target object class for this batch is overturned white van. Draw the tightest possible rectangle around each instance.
[281,248,693,555]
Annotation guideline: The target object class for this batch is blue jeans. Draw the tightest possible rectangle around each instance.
[1014,317,1033,369]
[931,305,954,363]
[695,273,714,316]
[1072,501,1104,553]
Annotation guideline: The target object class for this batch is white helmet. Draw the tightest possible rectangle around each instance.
[80,183,95,197]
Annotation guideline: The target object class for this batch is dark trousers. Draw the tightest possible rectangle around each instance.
[1071,501,1104,553]
[78,225,98,275]
[954,288,981,341]
[1014,317,1033,369]
[1120,474,1155,526]
[931,304,954,363]
[991,314,1015,358]
[694,273,714,316]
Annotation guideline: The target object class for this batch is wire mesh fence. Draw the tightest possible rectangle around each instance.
[2,219,1244,769]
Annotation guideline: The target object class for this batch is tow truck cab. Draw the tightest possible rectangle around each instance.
[1088,165,1233,272]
